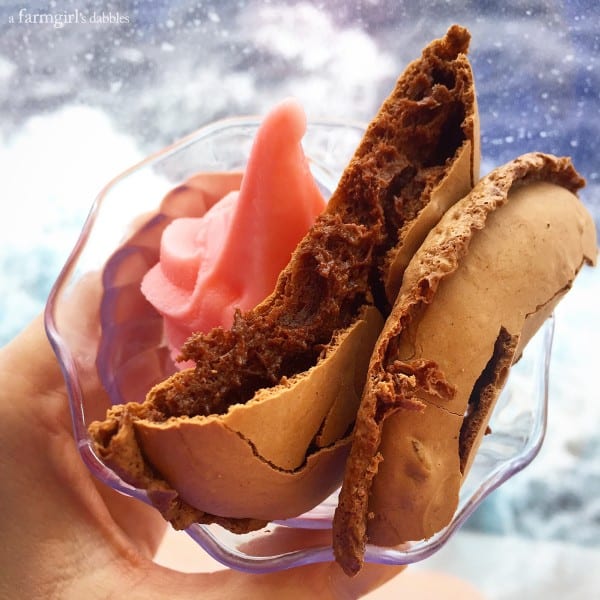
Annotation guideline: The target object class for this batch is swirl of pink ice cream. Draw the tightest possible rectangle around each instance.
[141,99,326,362]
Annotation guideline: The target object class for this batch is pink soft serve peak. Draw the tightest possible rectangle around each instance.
[141,99,326,362]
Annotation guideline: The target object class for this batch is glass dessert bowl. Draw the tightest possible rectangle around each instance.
[44,116,553,573]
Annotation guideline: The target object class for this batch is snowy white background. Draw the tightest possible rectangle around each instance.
[1,1,599,596]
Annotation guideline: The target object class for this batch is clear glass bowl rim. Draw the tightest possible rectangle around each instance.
[43,114,553,573]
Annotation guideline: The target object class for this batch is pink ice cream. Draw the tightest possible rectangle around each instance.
[141,99,326,362]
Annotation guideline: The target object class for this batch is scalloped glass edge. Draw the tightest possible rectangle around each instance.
[43,115,553,574]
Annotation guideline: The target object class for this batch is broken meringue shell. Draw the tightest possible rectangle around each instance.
[134,306,382,520]
[333,152,597,576]
[91,305,382,525]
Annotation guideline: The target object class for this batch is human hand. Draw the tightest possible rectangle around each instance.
[0,313,407,599]
[0,172,405,600]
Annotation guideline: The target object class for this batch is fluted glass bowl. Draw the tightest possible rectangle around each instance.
[44,117,553,573]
